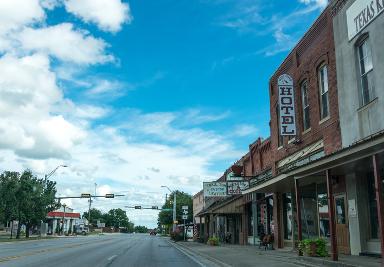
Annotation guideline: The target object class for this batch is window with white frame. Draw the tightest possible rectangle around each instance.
[358,39,374,106]
[301,80,310,131]
[318,64,329,120]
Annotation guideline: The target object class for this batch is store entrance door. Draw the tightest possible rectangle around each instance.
[334,194,350,254]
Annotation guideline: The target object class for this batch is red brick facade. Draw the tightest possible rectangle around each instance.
[269,6,341,176]
[243,137,272,177]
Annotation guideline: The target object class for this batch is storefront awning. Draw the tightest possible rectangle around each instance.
[243,131,384,194]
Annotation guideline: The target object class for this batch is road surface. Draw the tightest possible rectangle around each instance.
[0,234,308,267]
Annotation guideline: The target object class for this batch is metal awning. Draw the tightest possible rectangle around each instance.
[243,131,384,194]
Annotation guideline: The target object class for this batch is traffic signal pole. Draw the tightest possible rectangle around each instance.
[173,192,176,232]
[88,196,91,227]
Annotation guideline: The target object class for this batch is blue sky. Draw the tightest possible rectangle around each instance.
[0,0,327,227]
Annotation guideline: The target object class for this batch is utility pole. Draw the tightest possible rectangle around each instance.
[173,192,177,232]
[62,204,66,235]
[88,197,92,227]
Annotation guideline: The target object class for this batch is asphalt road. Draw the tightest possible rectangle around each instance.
[0,234,199,267]
[0,234,314,267]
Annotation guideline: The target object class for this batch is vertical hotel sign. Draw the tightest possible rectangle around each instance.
[347,0,384,41]
[278,74,296,136]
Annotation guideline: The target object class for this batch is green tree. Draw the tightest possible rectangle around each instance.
[103,208,133,231]
[0,172,19,238]
[134,225,148,233]
[82,208,104,226]
[16,171,59,238]
[0,170,59,239]
[157,191,192,231]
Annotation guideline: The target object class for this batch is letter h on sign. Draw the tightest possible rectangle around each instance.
[278,74,296,136]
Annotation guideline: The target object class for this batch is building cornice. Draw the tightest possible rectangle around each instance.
[331,0,349,17]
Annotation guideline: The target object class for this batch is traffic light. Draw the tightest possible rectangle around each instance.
[105,194,115,198]
[134,206,142,209]
[81,193,91,198]
[151,206,158,210]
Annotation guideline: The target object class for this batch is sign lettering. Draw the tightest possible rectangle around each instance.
[278,74,296,136]
[347,0,384,40]
[227,181,250,195]
[203,182,227,197]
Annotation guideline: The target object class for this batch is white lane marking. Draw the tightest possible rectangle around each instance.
[107,255,118,261]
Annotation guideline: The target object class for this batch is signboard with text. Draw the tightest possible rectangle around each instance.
[226,171,244,181]
[347,0,384,40]
[278,74,296,136]
[203,182,227,197]
[227,181,250,195]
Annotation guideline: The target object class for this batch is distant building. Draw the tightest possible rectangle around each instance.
[46,206,81,235]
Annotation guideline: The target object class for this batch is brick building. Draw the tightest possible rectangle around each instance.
[269,5,341,176]
[244,5,344,250]
[195,137,272,245]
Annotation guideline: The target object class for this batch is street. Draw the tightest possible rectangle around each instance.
[0,234,308,267]
[0,234,199,267]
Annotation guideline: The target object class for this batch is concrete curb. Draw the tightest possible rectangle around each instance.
[174,242,375,267]
[168,240,231,267]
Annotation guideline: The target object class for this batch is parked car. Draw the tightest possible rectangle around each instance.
[74,225,89,235]
[149,230,157,235]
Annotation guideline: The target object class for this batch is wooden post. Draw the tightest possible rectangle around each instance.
[372,154,384,258]
[294,179,302,241]
[326,169,338,261]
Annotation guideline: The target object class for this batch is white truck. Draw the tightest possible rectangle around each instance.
[74,225,89,235]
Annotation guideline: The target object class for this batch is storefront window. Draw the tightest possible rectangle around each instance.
[283,193,292,240]
[247,203,253,236]
[367,173,379,239]
[317,183,330,239]
[300,183,319,239]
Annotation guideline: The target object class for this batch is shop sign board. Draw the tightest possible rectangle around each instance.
[278,74,296,136]
[347,0,384,40]
[226,171,244,181]
[227,181,250,195]
[203,182,227,197]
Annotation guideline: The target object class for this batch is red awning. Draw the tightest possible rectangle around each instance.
[47,211,80,218]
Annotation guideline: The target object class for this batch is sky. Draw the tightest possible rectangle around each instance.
[0,0,327,228]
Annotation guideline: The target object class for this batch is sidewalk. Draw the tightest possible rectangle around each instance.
[172,241,382,267]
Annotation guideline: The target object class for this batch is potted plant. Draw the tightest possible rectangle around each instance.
[207,237,220,246]
[298,238,328,257]
[297,240,305,256]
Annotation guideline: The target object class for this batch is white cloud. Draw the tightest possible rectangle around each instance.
[232,124,258,137]
[64,0,133,33]
[299,0,328,8]
[0,0,45,34]
[86,79,125,96]
[40,0,61,10]
[0,53,86,159]
[17,23,113,65]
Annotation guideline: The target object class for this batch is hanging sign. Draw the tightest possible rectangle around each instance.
[226,171,243,181]
[227,181,250,195]
[278,74,296,136]
[203,182,227,197]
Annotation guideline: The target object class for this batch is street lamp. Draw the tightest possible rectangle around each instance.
[61,203,67,235]
[45,164,68,182]
[161,185,176,232]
